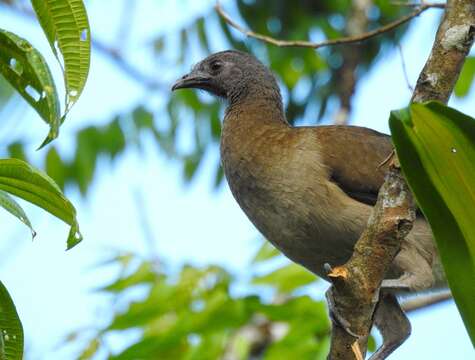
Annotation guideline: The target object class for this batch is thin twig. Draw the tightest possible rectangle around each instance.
[215,1,445,49]
[397,42,414,93]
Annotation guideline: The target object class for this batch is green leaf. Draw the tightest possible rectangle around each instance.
[252,263,317,293]
[106,280,171,331]
[0,190,35,238]
[185,333,229,360]
[259,296,328,330]
[0,158,82,249]
[110,336,187,360]
[77,338,99,360]
[45,147,66,190]
[31,0,91,117]
[454,57,475,98]
[0,76,14,109]
[195,17,210,53]
[252,240,280,264]
[389,101,475,345]
[0,281,23,360]
[0,29,60,146]
[99,262,156,293]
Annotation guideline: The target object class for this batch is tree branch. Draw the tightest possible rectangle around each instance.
[327,0,474,358]
[411,0,475,103]
[215,1,445,49]
[327,163,415,359]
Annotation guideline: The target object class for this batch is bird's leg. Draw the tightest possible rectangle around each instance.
[370,292,411,360]
[380,274,414,291]
[324,263,372,338]
[325,286,361,337]
[381,271,435,292]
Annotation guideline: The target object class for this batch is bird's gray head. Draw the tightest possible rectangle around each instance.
[172,50,281,105]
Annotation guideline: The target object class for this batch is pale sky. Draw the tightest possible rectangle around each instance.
[0,1,473,359]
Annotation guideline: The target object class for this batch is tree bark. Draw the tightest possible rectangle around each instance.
[327,1,475,359]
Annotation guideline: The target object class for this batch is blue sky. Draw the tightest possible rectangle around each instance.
[0,1,473,359]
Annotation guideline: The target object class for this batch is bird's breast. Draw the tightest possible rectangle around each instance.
[220,123,365,275]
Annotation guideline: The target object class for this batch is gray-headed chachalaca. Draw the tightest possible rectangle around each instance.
[172,50,446,359]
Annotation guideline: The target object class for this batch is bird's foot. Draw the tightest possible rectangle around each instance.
[381,270,434,293]
[380,279,411,292]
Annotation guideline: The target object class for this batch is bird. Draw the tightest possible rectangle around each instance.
[172,50,446,359]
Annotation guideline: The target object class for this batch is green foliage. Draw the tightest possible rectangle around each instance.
[31,0,91,110]
[0,190,35,238]
[64,244,331,359]
[0,3,91,356]
[454,56,475,98]
[0,0,91,147]
[389,102,475,345]
[0,158,82,249]
[0,281,23,360]
[9,108,143,195]
[252,264,316,294]
[0,1,472,358]
[7,101,221,195]
[0,0,417,195]
[0,76,14,109]
[252,241,280,264]
[0,29,60,145]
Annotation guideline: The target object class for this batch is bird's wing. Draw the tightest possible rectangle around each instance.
[314,125,393,206]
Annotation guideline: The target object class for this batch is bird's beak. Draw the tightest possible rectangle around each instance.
[172,70,211,91]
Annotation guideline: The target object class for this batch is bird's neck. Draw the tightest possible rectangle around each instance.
[221,85,290,181]
[226,82,287,126]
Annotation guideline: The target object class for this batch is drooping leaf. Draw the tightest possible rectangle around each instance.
[0,158,82,249]
[0,190,35,238]
[0,29,60,146]
[0,281,23,360]
[454,56,475,98]
[31,0,91,116]
[389,101,475,345]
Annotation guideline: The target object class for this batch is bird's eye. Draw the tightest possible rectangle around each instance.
[210,61,222,72]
